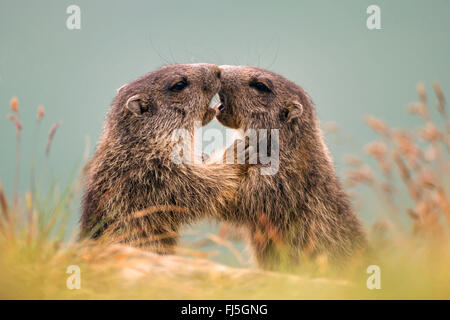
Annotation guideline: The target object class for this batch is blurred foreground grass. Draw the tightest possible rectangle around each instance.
[1,84,449,299]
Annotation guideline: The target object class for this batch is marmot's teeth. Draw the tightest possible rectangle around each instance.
[209,93,220,108]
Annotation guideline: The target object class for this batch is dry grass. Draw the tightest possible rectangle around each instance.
[1,84,450,299]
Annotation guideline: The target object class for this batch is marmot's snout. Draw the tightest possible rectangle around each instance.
[195,63,221,94]
[215,66,241,129]
[195,64,222,126]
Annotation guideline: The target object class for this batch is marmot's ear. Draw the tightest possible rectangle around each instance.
[280,100,303,123]
[126,93,152,116]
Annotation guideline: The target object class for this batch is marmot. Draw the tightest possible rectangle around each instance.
[215,65,367,269]
[81,63,242,254]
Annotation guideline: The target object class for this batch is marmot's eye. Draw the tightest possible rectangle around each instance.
[250,81,271,93]
[170,80,188,92]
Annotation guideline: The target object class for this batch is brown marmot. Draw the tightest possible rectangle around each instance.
[215,65,367,269]
[81,63,242,254]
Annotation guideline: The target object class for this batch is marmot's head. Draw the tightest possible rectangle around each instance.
[109,63,221,142]
[216,65,316,146]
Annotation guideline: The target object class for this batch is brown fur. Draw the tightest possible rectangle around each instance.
[216,65,367,269]
[81,63,242,254]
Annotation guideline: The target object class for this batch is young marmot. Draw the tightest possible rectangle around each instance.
[81,63,242,254]
[216,65,367,269]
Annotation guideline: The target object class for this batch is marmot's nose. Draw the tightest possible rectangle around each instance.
[198,63,221,79]
[213,65,221,79]
[198,64,221,92]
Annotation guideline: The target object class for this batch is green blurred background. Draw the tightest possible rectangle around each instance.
[1,1,449,259]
